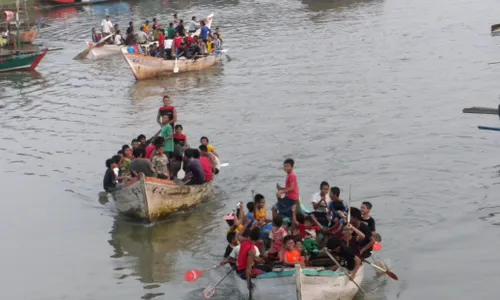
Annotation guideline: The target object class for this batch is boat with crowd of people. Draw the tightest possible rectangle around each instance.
[84,13,213,59]
[113,173,213,222]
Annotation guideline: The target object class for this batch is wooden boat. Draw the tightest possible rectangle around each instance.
[84,13,214,59]
[44,0,114,5]
[112,173,213,222]
[0,48,47,72]
[492,23,500,35]
[121,50,223,80]
[232,264,364,300]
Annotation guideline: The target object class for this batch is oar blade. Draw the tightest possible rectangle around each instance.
[203,286,216,299]
[386,270,399,281]
[73,48,91,60]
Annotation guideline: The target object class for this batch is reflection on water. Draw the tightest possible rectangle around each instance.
[108,197,221,284]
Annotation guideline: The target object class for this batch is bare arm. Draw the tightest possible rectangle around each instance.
[350,256,362,279]
[360,237,375,256]
[350,226,366,241]
[170,108,177,124]
[211,148,220,158]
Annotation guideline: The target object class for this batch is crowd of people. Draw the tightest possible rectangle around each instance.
[92,13,223,60]
[103,95,221,193]
[221,159,378,284]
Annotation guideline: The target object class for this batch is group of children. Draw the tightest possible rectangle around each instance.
[221,159,378,281]
[94,13,223,61]
[102,95,221,193]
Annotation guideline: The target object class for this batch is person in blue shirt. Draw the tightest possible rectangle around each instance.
[200,20,211,43]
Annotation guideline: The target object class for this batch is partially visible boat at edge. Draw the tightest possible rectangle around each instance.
[112,173,213,222]
[0,48,47,72]
[232,264,364,300]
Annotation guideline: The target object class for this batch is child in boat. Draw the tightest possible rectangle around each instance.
[146,136,164,159]
[103,158,118,193]
[151,145,169,179]
[360,201,376,234]
[294,235,309,265]
[236,227,266,279]
[276,158,299,219]
[200,136,219,157]
[264,215,287,262]
[328,186,349,214]
[279,235,305,267]
[292,205,322,255]
[223,231,238,260]
[157,95,177,129]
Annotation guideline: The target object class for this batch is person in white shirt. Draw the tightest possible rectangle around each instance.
[136,26,148,44]
[101,15,113,36]
[188,16,198,33]
[114,30,122,45]
[165,38,173,60]
[310,181,331,227]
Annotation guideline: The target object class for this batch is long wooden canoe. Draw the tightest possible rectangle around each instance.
[121,50,223,80]
[112,173,213,222]
[232,264,364,300]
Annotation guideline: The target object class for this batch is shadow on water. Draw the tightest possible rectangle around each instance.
[107,198,221,284]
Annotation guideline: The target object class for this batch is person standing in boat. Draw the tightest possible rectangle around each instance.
[160,115,174,161]
[213,33,222,50]
[167,22,176,39]
[173,13,179,26]
[187,16,198,34]
[137,26,148,44]
[126,21,134,36]
[237,227,266,281]
[157,95,177,129]
[200,20,211,43]
[176,19,186,37]
[143,20,151,34]
[158,29,165,58]
[101,15,113,41]
[196,148,213,181]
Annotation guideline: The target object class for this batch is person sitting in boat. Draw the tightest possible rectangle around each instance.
[236,227,267,280]
[200,20,211,43]
[137,134,147,150]
[294,236,309,265]
[215,27,223,43]
[165,38,173,60]
[91,28,100,43]
[200,136,219,157]
[183,148,206,185]
[137,26,148,44]
[114,30,123,45]
[222,226,264,269]
[222,231,238,261]
[149,44,159,57]
[199,145,219,175]
[130,148,156,178]
[206,35,214,53]
[291,205,322,255]
[120,145,132,176]
[360,201,376,235]
[184,32,195,47]
[326,237,362,280]
[328,186,349,215]
[173,32,183,53]
[151,145,169,179]
[173,13,179,27]
[195,148,213,182]
[197,36,207,55]
[275,159,300,219]
[279,235,305,267]
[103,158,119,193]
[143,20,151,34]
[187,16,198,34]
[345,207,374,259]
[264,215,287,262]
[176,42,188,58]
[310,181,331,227]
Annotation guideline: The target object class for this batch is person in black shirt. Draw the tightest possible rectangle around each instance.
[326,237,361,280]
[176,19,185,36]
[126,21,134,35]
[103,158,118,193]
[361,201,376,233]
[347,207,375,258]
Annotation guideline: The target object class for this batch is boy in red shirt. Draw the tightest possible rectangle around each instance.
[276,158,299,219]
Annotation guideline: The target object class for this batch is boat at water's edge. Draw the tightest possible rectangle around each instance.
[231,264,364,300]
[112,173,213,222]
[0,48,47,72]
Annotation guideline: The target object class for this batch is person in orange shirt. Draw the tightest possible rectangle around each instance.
[279,235,305,267]
[143,20,151,33]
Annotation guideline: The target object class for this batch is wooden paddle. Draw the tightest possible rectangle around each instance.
[362,258,398,280]
[173,56,179,73]
[145,129,162,145]
[462,106,500,115]
[346,185,352,247]
[74,33,115,60]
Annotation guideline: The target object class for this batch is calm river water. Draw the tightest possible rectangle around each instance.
[1,0,500,299]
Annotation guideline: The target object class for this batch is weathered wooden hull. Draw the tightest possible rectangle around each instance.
[122,51,223,80]
[8,29,39,44]
[0,49,47,72]
[86,42,124,58]
[112,174,213,222]
[233,265,363,300]
[298,265,364,300]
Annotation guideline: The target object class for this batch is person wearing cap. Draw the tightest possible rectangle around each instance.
[101,15,113,41]
[188,16,198,33]
[143,20,151,33]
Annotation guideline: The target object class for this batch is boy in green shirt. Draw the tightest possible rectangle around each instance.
[161,115,174,158]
